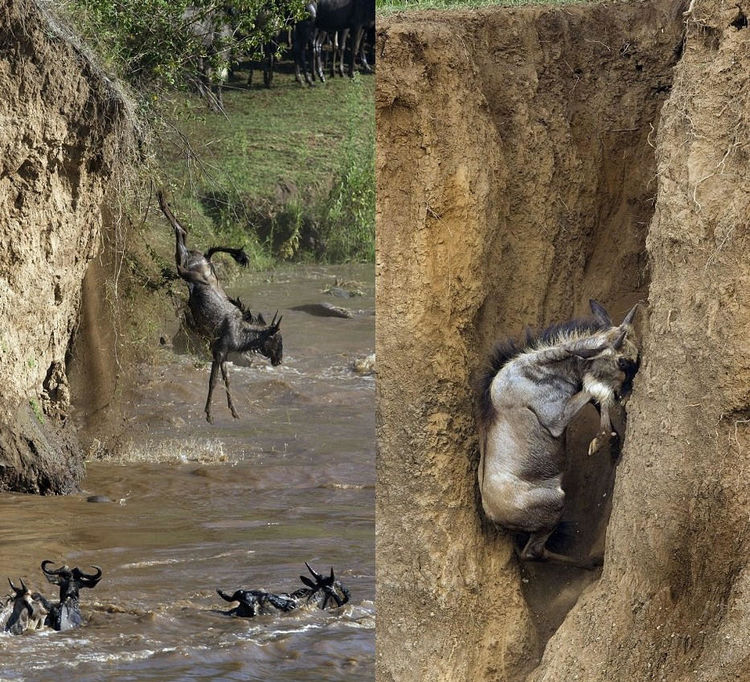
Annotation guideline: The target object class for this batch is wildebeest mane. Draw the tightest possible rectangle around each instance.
[476,316,607,429]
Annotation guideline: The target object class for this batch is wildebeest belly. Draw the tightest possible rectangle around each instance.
[479,407,565,531]
[188,284,240,338]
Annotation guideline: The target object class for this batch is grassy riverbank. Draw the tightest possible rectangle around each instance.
[154,68,375,266]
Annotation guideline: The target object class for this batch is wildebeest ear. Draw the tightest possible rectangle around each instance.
[572,343,608,359]
[257,313,266,325]
[299,576,317,589]
[589,300,612,327]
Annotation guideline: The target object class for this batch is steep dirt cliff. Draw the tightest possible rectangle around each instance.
[375,0,748,678]
[0,0,133,493]
[533,1,750,679]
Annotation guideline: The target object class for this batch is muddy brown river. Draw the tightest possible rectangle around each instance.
[0,265,374,680]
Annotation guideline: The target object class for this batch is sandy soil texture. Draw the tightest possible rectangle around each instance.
[377,0,749,678]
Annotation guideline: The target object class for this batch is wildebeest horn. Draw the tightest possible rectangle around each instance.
[8,577,18,593]
[620,302,639,328]
[300,575,317,589]
[41,560,66,576]
[217,589,236,602]
[305,562,322,581]
[19,578,27,593]
[79,566,102,582]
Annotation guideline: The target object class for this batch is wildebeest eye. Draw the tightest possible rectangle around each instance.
[617,358,632,371]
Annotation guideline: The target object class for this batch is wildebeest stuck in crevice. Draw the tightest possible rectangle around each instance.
[476,301,640,568]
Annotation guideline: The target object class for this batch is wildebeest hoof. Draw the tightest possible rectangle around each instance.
[588,436,603,456]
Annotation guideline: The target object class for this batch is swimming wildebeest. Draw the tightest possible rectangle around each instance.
[1,578,47,634]
[477,300,640,568]
[37,561,102,631]
[157,190,283,423]
[217,562,350,617]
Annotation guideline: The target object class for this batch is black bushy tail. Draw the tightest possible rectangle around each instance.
[475,338,522,428]
[204,246,249,267]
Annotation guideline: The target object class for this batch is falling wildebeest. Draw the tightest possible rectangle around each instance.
[1,578,47,635]
[157,190,282,423]
[217,562,350,617]
[36,561,103,631]
[476,300,640,568]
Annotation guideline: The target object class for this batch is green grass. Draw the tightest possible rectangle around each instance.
[377,0,585,11]
[152,66,375,263]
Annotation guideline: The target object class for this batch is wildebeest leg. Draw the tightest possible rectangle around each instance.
[313,30,326,82]
[205,358,222,423]
[588,401,618,456]
[544,390,593,438]
[588,402,622,457]
[358,29,372,73]
[293,23,315,86]
[220,361,239,419]
[520,530,602,570]
[348,26,364,77]
[334,29,349,77]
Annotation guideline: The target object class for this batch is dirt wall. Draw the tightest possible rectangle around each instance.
[533,0,750,679]
[0,0,133,492]
[376,0,689,679]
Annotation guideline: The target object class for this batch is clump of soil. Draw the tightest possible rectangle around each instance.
[0,0,135,492]
[376,0,691,679]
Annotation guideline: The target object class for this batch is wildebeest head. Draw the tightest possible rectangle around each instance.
[254,311,283,366]
[217,588,297,617]
[296,563,350,610]
[574,300,641,395]
[41,561,102,603]
[217,589,263,617]
[4,578,47,634]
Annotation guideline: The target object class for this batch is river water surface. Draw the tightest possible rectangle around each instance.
[0,264,374,681]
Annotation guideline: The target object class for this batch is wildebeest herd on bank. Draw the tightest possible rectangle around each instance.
[1,561,349,635]
[188,0,375,109]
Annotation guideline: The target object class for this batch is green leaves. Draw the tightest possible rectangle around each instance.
[71,0,308,88]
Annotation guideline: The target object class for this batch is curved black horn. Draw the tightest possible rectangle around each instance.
[217,589,235,602]
[300,575,317,589]
[19,578,27,593]
[305,562,322,581]
[41,560,66,576]
[79,565,102,582]
[8,577,19,593]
